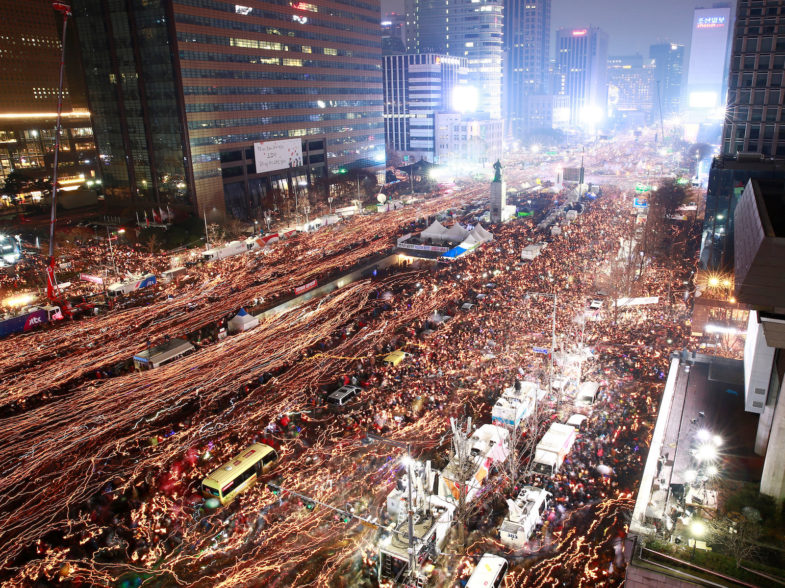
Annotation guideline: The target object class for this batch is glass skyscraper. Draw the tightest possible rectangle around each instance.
[74,0,384,219]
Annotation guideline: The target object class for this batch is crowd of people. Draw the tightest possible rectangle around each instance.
[1,151,702,585]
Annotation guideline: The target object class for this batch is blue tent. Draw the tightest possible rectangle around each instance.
[441,246,468,259]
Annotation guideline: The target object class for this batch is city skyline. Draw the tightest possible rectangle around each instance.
[383,0,734,55]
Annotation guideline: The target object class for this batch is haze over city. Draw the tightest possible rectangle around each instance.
[0,0,782,587]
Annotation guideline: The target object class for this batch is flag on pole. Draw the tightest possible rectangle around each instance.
[144,210,149,227]
[153,209,162,223]
[136,211,140,226]
[159,206,167,222]
[167,204,173,223]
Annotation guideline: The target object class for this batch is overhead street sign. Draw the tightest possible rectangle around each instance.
[533,347,549,354]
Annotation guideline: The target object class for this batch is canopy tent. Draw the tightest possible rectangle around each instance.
[459,232,482,248]
[441,223,470,243]
[441,245,468,259]
[467,227,491,244]
[420,220,448,242]
[472,223,493,241]
[228,308,260,334]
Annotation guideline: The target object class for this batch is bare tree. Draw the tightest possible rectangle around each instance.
[206,223,225,246]
[707,511,761,568]
[505,386,550,489]
[143,232,161,254]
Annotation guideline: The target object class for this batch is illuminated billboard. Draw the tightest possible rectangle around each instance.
[254,139,303,174]
[686,6,731,116]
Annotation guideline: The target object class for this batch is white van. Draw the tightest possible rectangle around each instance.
[466,554,508,588]
[327,385,362,406]
[575,381,600,406]
[500,486,551,548]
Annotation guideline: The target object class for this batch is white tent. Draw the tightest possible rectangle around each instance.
[473,223,493,241]
[442,223,470,242]
[228,308,259,334]
[460,232,482,247]
[467,227,491,244]
[421,220,448,242]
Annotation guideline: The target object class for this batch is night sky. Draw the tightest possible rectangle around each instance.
[382,0,737,57]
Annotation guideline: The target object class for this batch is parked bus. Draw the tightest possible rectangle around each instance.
[201,443,278,505]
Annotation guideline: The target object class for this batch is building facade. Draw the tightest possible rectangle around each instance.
[434,112,503,165]
[448,0,504,119]
[0,0,98,201]
[722,0,785,158]
[685,5,733,123]
[734,178,785,501]
[607,54,655,129]
[555,27,608,130]
[381,12,407,54]
[383,54,468,163]
[649,42,684,118]
[503,0,551,137]
[73,0,385,220]
[410,0,504,119]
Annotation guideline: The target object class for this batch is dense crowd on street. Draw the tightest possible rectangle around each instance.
[1,151,701,585]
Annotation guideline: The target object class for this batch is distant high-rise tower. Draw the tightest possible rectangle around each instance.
[685,5,732,122]
[504,0,551,137]
[555,27,609,129]
[0,0,98,194]
[722,0,785,158]
[607,54,655,128]
[649,43,684,118]
[412,0,504,119]
[383,54,468,162]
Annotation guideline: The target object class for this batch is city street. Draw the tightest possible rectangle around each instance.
[0,139,700,587]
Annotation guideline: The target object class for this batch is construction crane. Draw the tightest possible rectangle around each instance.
[44,2,75,317]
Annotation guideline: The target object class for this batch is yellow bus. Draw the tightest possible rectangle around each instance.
[201,443,278,505]
[382,349,408,366]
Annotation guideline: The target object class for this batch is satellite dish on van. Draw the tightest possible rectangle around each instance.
[376,193,387,204]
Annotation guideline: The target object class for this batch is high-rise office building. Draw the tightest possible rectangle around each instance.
[685,5,733,122]
[555,27,609,130]
[382,12,407,54]
[0,0,98,197]
[448,0,504,119]
[504,0,551,137]
[607,54,655,128]
[411,0,504,119]
[383,54,468,163]
[73,0,384,219]
[722,0,785,158]
[649,42,684,118]
[701,0,785,272]
[412,0,448,54]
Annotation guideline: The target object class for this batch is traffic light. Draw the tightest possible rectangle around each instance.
[337,167,347,175]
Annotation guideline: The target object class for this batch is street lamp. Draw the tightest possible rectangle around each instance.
[328,196,334,216]
[526,291,558,402]
[106,226,124,279]
[690,520,705,561]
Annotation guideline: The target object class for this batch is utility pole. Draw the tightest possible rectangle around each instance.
[656,81,665,144]
[367,433,417,584]
[106,225,124,279]
[551,292,557,406]
[203,210,210,251]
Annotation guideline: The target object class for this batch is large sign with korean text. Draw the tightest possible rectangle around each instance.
[254,139,303,174]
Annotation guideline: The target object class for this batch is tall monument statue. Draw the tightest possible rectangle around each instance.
[490,160,506,222]
[492,159,503,183]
